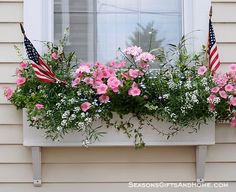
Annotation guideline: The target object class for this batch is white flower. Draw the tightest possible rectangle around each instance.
[184,80,192,89]
[61,120,67,126]
[163,94,169,99]
[81,112,86,118]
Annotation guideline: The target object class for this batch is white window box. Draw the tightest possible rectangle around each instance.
[23,110,215,147]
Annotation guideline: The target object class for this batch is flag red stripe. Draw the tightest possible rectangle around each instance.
[38,58,56,78]
[210,54,219,68]
[210,46,217,58]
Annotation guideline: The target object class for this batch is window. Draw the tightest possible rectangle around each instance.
[24,0,211,60]
[54,0,183,63]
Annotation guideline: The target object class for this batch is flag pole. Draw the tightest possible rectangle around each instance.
[19,23,26,36]
[209,6,212,18]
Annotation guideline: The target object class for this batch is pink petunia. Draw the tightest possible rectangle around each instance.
[128,82,141,96]
[107,77,121,92]
[72,78,81,87]
[128,69,139,78]
[121,72,131,80]
[219,91,228,99]
[110,60,126,69]
[35,104,44,109]
[51,52,59,60]
[210,87,220,93]
[229,64,236,72]
[123,46,142,57]
[99,95,109,103]
[19,62,28,69]
[15,68,21,76]
[76,64,91,74]
[230,117,236,127]
[96,83,108,95]
[80,102,91,112]
[225,84,233,92]
[136,52,155,62]
[83,77,94,85]
[230,97,236,106]
[207,94,216,103]
[209,103,215,110]
[4,87,13,100]
[16,76,26,86]
[139,62,150,70]
[197,66,208,75]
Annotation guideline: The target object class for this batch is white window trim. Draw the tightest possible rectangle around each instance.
[24,0,211,54]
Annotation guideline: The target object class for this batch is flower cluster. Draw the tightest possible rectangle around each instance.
[208,64,236,126]
[4,36,223,147]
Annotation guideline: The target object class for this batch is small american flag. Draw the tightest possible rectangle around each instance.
[20,24,63,83]
[208,17,220,73]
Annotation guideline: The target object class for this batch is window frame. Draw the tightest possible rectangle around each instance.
[24,0,211,54]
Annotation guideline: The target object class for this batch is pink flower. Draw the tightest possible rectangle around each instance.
[225,84,233,92]
[128,82,141,96]
[110,61,126,69]
[128,69,139,78]
[230,97,236,106]
[15,68,20,76]
[230,118,236,127]
[121,72,131,80]
[123,46,142,57]
[210,87,220,93]
[197,66,208,75]
[96,83,108,95]
[107,77,121,92]
[229,64,236,72]
[99,95,109,103]
[4,87,13,100]
[219,91,228,99]
[83,77,93,85]
[72,78,81,87]
[80,102,91,112]
[16,76,26,86]
[139,62,150,70]
[51,52,59,60]
[35,104,44,109]
[76,64,91,74]
[136,52,155,62]
[209,103,215,110]
[19,62,28,69]
[207,94,216,103]
[215,73,228,87]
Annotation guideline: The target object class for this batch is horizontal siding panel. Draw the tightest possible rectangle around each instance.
[0,163,195,182]
[214,23,236,42]
[0,23,23,42]
[0,125,22,144]
[0,44,22,62]
[216,123,236,143]
[212,3,236,22]
[212,0,236,2]
[39,163,236,182]
[0,163,235,182]
[0,183,234,192]
[0,3,23,22]
[0,64,17,83]
[206,163,236,181]
[0,145,30,163]
[218,44,236,63]
[0,105,22,124]
[42,147,195,163]
[207,144,236,162]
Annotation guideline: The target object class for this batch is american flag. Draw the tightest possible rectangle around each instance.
[20,24,63,83]
[208,18,220,73]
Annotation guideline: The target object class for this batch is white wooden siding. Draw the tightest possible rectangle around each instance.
[0,0,236,191]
